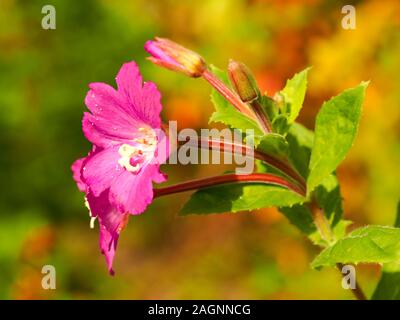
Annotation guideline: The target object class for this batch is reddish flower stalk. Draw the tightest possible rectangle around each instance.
[154,173,305,198]
[250,100,273,133]
[179,136,306,193]
[202,69,257,120]
[254,149,306,192]
[145,38,266,129]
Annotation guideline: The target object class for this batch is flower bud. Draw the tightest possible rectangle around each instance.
[228,60,259,103]
[145,37,207,77]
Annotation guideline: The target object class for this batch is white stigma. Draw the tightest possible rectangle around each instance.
[118,127,157,173]
[118,144,142,172]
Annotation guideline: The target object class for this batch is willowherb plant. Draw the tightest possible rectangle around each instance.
[72,37,400,300]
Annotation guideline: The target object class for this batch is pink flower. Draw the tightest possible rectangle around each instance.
[71,62,168,274]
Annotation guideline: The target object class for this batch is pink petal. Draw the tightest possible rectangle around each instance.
[83,82,144,148]
[116,62,162,129]
[82,146,123,197]
[144,40,181,67]
[82,112,141,148]
[71,157,87,192]
[99,226,117,275]
[152,128,170,165]
[109,164,166,214]
[85,82,130,117]
[139,81,162,128]
[86,191,128,275]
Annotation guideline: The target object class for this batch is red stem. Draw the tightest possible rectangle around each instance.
[202,69,256,120]
[250,100,273,134]
[154,173,306,198]
[181,136,306,193]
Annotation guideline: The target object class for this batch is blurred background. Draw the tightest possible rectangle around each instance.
[0,0,399,299]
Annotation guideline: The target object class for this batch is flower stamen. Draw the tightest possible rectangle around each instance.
[118,128,157,173]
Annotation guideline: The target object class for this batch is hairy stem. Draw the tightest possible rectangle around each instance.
[154,173,306,198]
[310,201,367,300]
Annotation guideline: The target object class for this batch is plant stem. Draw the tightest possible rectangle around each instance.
[250,100,273,134]
[154,173,306,198]
[336,263,367,300]
[202,69,257,120]
[310,201,367,300]
[310,202,334,244]
[180,136,306,193]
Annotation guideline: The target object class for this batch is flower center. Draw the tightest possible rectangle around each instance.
[118,127,157,173]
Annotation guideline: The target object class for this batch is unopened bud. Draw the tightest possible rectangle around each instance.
[145,37,207,77]
[228,60,259,103]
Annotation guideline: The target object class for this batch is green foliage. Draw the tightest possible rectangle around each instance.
[314,174,343,226]
[272,115,290,135]
[279,204,350,247]
[286,122,314,179]
[312,225,400,268]
[256,133,289,160]
[180,183,305,215]
[279,205,317,239]
[372,262,400,300]
[182,52,397,299]
[279,68,310,123]
[372,201,400,300]
[312,220,353,247]
[259,95,278,124]
[307,82,368,193]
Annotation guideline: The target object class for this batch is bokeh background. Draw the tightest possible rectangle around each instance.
[0,0,399,299]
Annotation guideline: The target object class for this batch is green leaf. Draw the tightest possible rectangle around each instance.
[280,67,310,123]
[372,201,400,300]
[314,174,343,226]
[279,204,317,239]
[259,95,278,124]
[311,220,353,247]
[331,220,353,241]
[180,184,305,215]
[271,115,290,135]
[307,82,368,193]
[311,225,400,268]
[286,122,314,179]
[372,262,400,300]
[279,205,350,247]
[256,133,289,160]
[208,65,263,136]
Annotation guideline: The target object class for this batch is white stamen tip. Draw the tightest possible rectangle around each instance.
[90,217,97,229]
[84,197,92,216]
